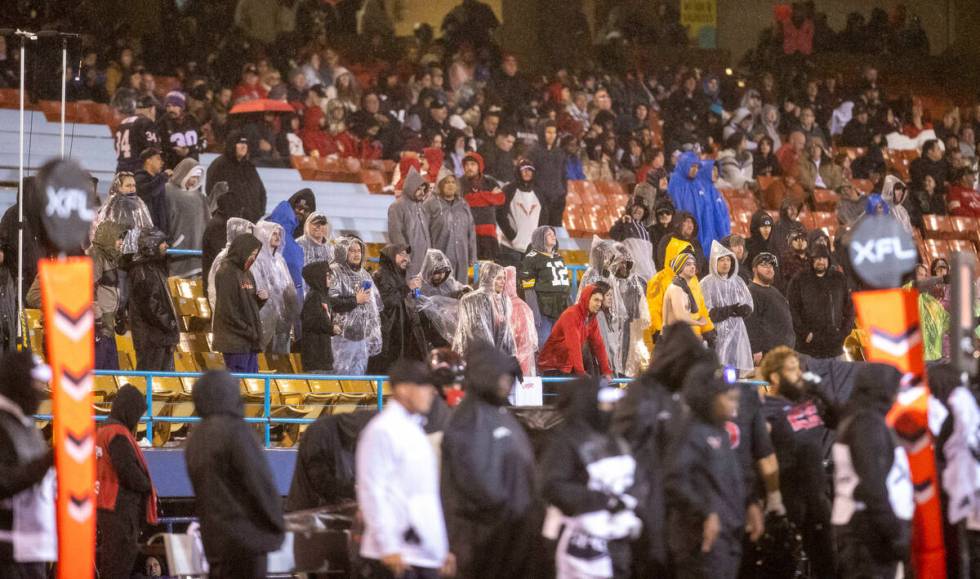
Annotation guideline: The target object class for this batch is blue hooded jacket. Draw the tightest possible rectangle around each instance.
[864,193,891,215]
[668,152,731,252]
[266,199,306,303]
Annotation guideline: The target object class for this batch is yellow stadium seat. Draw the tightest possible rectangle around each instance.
[178,332,210,353]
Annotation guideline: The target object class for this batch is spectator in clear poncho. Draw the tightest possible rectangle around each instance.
[208,217,256,309]
[296,211,334,268]
[452,261,516,359]
[579,238,650,377]
[700,241,755,373]
[503,266,537,377]
[95,172,154,256]
[328,236,383,375]
[252,221,300,354]
[417,248,469,348]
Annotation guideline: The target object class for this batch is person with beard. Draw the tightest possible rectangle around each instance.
[127,229,179,371]
[700,241,754,373]
[460,152,506,260]
[300,261,339,373]
[744,252,795,363]
[778,231,809,291]
[542,376,643,578]
[666,363,746,579]
[519,226,570,347]
[442,346,537,578]
[759,347,840,578]
[96,385,158,579]
[212,233,267,373]
[369,244,427,372]
[538,282,613,378]
[156,91,202,170]
[497,160,542,267]
[612,323,716,575]
[205,133,267,223]
[357,360,453,579]
[452,261,516,359]
[744,210,775,268]
[769,198,808,260]
[787,244,854,359]
[388,168,432,278]
[655,210,706,273]
[832,364,914,579]
[286,409,374,512]
[0,352,56,579]
[646,198,676,264]
[165,158,210,278]
[186,371,285,578]
[329,237,384,375]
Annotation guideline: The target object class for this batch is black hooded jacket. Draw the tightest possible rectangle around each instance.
[609,199,651,243]
[770,199,807,258]
[646,198,676,259]
[655,210,705,272]
[286,410,374,511]
[127,229,179,349]
[528,124,567,201]
[611,323,716,567]
[441,347,536,578]
[745,209,776,266]
[202,186,241,294]
[186,371,284,560]
[787,255,855,358]
[205,132,268,223]
[0,351,53,504]
[832,363,911,563]
[100,385,152,529]
[300,261,335,372]
[135,168,170,236]
[368,244,427,372]
[666,364,745,544]
[211,233,265,353]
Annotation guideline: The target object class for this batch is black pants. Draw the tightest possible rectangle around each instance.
[671,524,742,579]
[539,195,567,228]
[209,554,267,579]
[96,509,140,579]
[135,344,175,372]
[836,524,902,579]
[358,558,439,579]
[476,236,498,262]
[496,246,524,268]
[0,561,47,579]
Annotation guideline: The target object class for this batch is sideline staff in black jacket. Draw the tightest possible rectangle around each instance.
[186,371,284,578]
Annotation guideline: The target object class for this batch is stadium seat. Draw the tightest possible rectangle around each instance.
[813,189,839,212]
[259,353,294,373]
[923,239,949,264]
[948,239,977,256]
[922,215,953,239]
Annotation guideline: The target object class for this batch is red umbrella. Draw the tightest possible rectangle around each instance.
[229,98,295,115]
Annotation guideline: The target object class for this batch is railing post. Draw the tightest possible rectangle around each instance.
[145,374,154,445]
[376,378,384,411]
[570,266,579,297]
[263,375,271,448]
[472,262,480,286]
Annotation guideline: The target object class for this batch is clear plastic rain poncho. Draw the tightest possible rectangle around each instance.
[504,266,538,377]
[578,237,650,377]
[208,217,255,309]
[329,236,383,375]
[452,261,516,358]
[700,240,754,372]
[253,221,301,353]
[417,249,467,343]
[94,173,155,255]
[296,211,334,267]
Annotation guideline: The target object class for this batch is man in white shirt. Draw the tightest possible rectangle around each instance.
[356,359,455,578]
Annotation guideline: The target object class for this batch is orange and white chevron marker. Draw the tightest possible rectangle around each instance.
[39,258,95,579]
[853,288,946,579]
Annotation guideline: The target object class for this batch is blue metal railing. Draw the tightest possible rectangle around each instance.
[38,367,768,448]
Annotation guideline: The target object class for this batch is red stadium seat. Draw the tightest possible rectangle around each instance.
[813,189,839,212]
[922,215,953,240]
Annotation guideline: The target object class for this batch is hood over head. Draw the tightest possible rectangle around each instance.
[807,228,831,250]
[503,265,519,299]
[750,210,774,237]
[420,248,455,282]
[462,151,485,174]
[192,371,244,418]
[169,158,203,190]
[227,233,262,270]
[708,239,738,278]
[401,167,426,200]
[225,217,254,244]
[669,210,699,239]
[779,197,803,221]
[135,228,168,261]
[254,220,285,256]
[110,384,147,431]
[663,238,694,274]
[881,175,907,206]
[575,282,608,319]
[673,152,701,182]
[379,243,409,273]
[529,226,558,253]
[290,188,316,212]
[557,375,606,430]
[849,363,902,415]
[683,362,736,424]
[644,322,717,392]
[302,260,332,295]
[92,221,128,261]
[0,351,47,415]
[302,211,331,241]
[223,130,249,159]
[864,193,890,215]
[626,197,650,222]
[653,196,676,220]
[464,345,519,406]
[477,260,505,292]
[334,236,366,270]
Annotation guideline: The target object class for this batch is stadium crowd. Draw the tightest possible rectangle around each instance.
[0,0,979,578]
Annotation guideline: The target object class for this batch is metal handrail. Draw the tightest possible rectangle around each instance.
[42,369,767,448]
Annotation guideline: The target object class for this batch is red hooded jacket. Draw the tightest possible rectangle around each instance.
[301,106,334,157]
[537,284,612,376]
[461,152,505,238]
